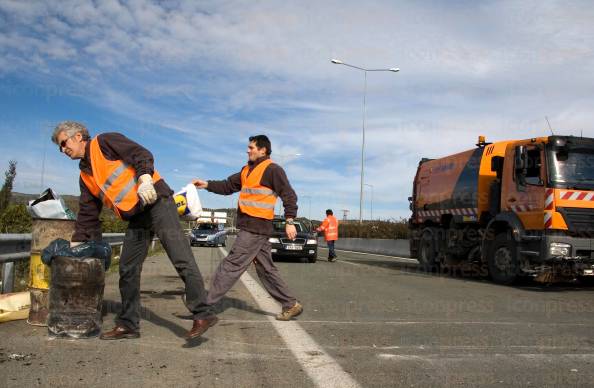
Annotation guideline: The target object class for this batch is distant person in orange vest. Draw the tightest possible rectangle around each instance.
[192,135,303,321]
[52,121,216,340]
[316,209,339,262]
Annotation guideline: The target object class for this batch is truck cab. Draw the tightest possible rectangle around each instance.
[410,135,594,284]
[488,136,594,282]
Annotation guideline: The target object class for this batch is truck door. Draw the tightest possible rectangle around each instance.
[501,143,546,230]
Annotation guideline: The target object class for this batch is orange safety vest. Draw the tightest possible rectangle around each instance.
[318,215,338,241]
[238,159,277,220]
[80,137,162,219]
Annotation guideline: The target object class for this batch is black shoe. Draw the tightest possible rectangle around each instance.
[328,256,336,262]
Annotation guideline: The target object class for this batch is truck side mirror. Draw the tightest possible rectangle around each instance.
[490,156,504,180]
[514,146,527,188]
[514,146,526,171]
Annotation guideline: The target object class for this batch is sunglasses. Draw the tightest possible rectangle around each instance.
[59,135,76,151]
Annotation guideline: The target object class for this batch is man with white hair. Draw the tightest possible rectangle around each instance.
[52,121,217,340]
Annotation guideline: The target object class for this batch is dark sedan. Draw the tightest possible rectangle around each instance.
[269,218,317,263]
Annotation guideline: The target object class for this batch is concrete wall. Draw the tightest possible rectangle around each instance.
[318,238,411,258]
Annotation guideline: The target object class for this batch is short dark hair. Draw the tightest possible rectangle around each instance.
[326,209,333,215]
[249,135,272,155]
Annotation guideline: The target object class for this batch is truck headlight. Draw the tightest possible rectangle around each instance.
[550,242,571,257]
[306,239,317,245]
[269,237,280,243]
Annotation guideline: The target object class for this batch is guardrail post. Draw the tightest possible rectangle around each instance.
[2,261,15,293]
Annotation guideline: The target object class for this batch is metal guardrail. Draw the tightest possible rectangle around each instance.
[0,233,127,294]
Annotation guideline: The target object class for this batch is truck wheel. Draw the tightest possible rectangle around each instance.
[488,232,519,285]
[308,255,317,263]
[418,230,439,272]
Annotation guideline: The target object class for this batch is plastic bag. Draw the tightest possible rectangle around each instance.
[41,239,112,270]
[27,188,76,220]
[174,183,203,220]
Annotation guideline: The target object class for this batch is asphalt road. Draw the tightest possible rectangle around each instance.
[2,243,594,387]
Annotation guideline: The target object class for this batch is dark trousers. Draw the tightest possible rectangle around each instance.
[116,196,212,330]
[207,229,297,310]
[327,240,337,259]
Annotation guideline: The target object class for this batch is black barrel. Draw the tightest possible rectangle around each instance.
[28,218,76,326]
[47,256,105,338]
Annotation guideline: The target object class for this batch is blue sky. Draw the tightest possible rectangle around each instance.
[1,0,593,220]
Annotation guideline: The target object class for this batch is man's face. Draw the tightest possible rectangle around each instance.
[247,141,267,162]
[56,131,86,160]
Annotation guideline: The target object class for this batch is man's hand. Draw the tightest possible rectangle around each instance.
[285,224,297,240]
[70,241,83,249]
[137,174,157,205]
[192,179,208,189]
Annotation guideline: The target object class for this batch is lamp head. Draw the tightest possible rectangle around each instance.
[389,67,400,72]
[331,59,343,64]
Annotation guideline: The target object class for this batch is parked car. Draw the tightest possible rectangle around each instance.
[189,223,227,247]
[269,218,317,263]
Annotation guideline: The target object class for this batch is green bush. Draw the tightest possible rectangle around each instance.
[313,218,409,239]
[0,204,32,233]
[100,211,128,233]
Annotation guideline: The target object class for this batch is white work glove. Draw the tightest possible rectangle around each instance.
[137,174,158,205]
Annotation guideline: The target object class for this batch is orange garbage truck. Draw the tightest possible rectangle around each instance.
[409,135,594,284]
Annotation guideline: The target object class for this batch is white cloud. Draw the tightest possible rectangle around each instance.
[1,0,594,219]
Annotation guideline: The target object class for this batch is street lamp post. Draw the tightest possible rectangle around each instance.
[331,59,399,224]
[364,183,374,221]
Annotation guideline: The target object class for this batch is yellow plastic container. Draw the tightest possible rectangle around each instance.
[29,251,50,290]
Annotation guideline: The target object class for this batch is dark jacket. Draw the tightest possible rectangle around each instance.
[72,132,173,242]
[207,156,298,236]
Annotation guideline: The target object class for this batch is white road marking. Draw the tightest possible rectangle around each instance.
[219,247,361,388]
[293,320,594,327]
[201,319,594,327]
[339,260,363,267]
[319,247,418,262]
[378,353,594,362]
[378,354,430,361]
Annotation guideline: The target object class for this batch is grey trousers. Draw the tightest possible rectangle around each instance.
[207,229,297,310]
[116,196,213,330]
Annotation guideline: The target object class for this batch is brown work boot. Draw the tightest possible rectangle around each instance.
[187,315,219,339]
[276,302,303,321]
[100,325,140,340]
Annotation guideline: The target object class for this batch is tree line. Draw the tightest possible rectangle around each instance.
[0,161,409,239]
[0,161,127,233]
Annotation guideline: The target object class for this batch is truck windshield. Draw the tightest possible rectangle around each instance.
[547,145,594,190]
